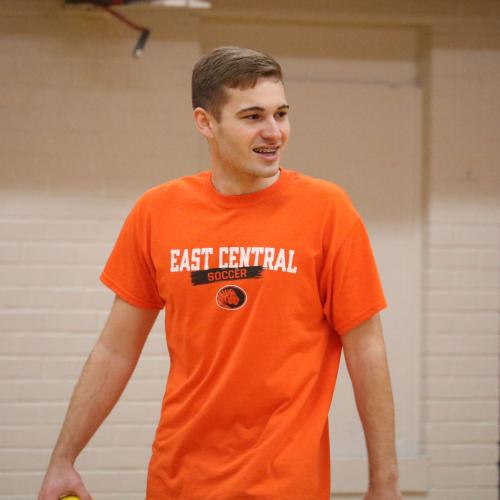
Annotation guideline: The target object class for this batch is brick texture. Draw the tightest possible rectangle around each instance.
[421,22,500,500]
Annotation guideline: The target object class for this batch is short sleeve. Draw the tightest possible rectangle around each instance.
[321,217,387,335]
[100,193,164,310]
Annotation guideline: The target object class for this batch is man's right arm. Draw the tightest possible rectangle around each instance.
[38,295,161,500]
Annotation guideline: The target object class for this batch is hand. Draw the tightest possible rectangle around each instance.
[364,482,403,500]
[38,460,92,500]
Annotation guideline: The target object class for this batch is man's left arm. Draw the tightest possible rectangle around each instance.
[340,313,403,500]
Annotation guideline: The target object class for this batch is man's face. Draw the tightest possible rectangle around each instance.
[208,78,290,179]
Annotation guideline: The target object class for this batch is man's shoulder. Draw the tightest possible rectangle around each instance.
[289,170,362,239]
[290,169,354,206]
[135,170,209,204]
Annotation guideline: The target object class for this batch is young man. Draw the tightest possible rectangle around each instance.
[39,46,401,500]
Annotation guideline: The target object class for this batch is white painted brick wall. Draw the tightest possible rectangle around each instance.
[0,1,197,497]
[422,23,500,500]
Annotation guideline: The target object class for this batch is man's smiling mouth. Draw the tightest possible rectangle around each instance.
[252,146,279,156]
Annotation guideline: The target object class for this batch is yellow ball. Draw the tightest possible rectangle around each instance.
[60,496,80,500]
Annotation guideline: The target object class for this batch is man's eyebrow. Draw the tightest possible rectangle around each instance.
[236,104,290,115]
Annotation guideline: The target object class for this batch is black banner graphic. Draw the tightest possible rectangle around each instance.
[191,266,264,286]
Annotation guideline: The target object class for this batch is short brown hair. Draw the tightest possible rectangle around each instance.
[192,46,283,122]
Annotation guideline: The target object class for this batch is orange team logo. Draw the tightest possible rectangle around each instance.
[216,285,247,310]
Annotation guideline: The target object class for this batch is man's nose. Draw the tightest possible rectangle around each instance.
[261,118,281,140]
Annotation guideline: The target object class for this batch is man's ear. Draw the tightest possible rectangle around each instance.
[193,107,215,139]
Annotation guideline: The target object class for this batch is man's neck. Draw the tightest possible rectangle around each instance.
[210,166,280,196]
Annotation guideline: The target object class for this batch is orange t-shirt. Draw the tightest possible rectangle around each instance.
[100,166,387,500]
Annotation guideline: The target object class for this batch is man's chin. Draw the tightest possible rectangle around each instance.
[250,163,280,178]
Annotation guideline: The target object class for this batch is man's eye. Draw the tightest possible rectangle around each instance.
[276,111,288,118]
[245,114,260,120]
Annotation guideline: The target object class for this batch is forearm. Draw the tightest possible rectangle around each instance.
[39,297,158,500]
[49,339,138,465]
[350,342,398,486]
[342,317,399,489]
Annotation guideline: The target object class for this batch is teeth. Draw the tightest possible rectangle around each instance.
[255,148,277,153]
